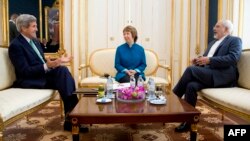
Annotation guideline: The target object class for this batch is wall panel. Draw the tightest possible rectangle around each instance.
[68,0,209,88]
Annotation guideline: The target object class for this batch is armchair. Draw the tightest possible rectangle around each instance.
[78,48,171,90]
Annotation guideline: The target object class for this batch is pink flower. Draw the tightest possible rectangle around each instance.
[117,86,145,100]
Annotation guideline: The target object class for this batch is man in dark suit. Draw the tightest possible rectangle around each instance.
[8,14,87,132]
[173,20,242,132]
[9,13,20,42]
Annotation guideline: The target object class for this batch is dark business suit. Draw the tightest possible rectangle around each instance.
[8,34,78,115]
[9,21,19,42]
[173,35,242,107]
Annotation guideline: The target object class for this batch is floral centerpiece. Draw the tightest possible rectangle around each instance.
[116,86,146,102]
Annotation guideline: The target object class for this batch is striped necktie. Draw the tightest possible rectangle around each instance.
[29,40,45,64]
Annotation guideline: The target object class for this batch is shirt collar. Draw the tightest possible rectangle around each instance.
[9,20,15,24]
[126,42,135,48]
[21,33,31,43]
[217,35,228,42]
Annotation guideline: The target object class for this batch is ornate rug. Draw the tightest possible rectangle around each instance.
[3,99,245,141]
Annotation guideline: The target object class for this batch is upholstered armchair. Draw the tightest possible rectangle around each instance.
[78,48,171,90]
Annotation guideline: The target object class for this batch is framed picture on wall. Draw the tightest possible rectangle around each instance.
[44,7,59,53]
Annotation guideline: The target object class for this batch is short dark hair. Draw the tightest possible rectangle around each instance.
[10,13,18,20]
[123,25,138,42]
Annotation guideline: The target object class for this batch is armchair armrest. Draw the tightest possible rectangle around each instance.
[78,64,88,70]
[78,64,89,87]
[158,64,170,70]
[158,64,172,89]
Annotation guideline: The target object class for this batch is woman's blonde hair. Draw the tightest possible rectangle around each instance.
[123,25,138,42]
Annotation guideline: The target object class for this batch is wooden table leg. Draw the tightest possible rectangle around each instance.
[71,118,80,141]
[190,115,199,141]
[190,124,198,141]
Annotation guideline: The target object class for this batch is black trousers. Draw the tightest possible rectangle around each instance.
[118,73,140,84]
[45,66,78,116]
[173,66,213,107]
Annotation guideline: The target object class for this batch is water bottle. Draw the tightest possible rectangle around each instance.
[130,75,136,89]
[106,76,113,98]
[137,75,144,88]
[147,78,155,101]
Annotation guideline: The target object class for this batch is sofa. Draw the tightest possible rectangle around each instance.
[78,48,171,90]
[0,47,55,140]
[198,49,250,121]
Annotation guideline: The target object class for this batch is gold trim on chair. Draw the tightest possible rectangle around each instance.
[200,96,250,122]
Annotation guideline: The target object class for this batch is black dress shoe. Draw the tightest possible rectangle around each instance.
[175,122,190,132]
[64,121,89,133]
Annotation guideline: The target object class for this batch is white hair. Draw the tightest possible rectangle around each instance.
[220,19,234,34]
[16,14,36,32]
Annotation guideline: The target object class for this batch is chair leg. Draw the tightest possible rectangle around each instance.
[221,110,225,121]
[0,123,3,141]
[0,132,3,141]
[25,116,30,122]
[60,99,64,119]
[166,85,171,94]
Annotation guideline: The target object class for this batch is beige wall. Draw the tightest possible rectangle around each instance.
[218,0,249,49]
[66,0,209,88]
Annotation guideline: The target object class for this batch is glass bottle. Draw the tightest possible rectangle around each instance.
[137,75,144,88]
[106,76,113,98]
[130,75,136,89]
[147,78,155,101]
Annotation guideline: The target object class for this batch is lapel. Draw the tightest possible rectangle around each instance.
[18,35,44,62]
[33,39,44,56]
[213,35,230,55]
[204,40,216,56]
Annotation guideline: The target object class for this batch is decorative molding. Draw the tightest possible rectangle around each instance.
[205,0,209,50]
[59,0,65,55]
[238,0,244,38]
[70,0,74,76]
[179,0,183,78]
[227,0,234,21]
[44,7,49,41]
[195,0,200,55]
[85,0,89,76]
[187,0,191,66]
[227,0,230,19]
[231,0,234,23]
[39,0,42,40]
[218,0,223,20]
[1,0,8,46]
[170,0,175,86]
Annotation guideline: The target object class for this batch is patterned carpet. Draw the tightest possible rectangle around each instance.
[3,99,245,141]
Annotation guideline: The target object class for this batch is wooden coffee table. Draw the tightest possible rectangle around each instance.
[69,92,200,141]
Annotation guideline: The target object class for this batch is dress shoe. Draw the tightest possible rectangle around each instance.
[175,122,190,132]
[64,120,89,133]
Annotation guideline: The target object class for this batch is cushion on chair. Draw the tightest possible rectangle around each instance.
[0,48,16,90]
[144,50,158,75]
[79,76,118,87]
[237,50,250,89]
[0,88,54,122]
[200,87,250,115]
[89,49,117,77]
